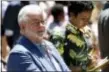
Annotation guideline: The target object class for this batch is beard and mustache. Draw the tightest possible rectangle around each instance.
[25,28,45,42]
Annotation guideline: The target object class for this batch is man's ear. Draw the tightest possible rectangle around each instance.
[19,23,25,34]
[19,23,25,30]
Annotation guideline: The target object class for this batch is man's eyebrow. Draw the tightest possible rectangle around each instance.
[30,18,41,21]
[31,19,44,23]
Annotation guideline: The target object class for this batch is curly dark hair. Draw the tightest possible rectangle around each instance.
[51,4,64,20]
[68,1,94,17]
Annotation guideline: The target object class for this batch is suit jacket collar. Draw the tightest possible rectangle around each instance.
[16,36,68,71]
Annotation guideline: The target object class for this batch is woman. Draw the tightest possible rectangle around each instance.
[63,1,94,72]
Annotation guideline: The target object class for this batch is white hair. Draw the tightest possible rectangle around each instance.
[18,4,43,24]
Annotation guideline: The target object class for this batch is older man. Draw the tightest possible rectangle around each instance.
[7,5,70,72]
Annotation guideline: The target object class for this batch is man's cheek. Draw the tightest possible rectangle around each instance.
[32,26,45,31]
[38,26,45,31]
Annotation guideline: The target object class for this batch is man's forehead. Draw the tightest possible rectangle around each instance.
[27,13,44,21]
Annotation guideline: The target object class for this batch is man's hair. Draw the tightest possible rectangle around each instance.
[68,1,94,17]
[51,4,64,20]
[18,5,43,24]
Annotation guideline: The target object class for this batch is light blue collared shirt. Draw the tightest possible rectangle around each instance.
[35,41,62,71]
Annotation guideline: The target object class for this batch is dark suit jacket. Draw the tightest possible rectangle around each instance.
[3,2,22,40]
[98,8,109,72]
[3,2,29,48]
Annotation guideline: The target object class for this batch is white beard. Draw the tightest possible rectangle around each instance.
[25,29,45,42]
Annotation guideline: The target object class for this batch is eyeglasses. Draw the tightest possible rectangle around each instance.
[28,20,45,27]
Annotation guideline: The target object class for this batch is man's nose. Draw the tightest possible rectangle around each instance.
[39,22,44,27]
[38,23,45,30]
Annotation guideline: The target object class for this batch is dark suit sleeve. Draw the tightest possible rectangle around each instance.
[7,52,41,72]
[3,4,21,30]
[98,9,109,58]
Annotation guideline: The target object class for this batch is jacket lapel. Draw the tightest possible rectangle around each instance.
[17,36,54,71]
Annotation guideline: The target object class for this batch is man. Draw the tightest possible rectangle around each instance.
[98,8,109,72]
[7,5,70,72]
[1,1,10,71]
[3,1,29,49]
[63,1,94,72]
[47,4,66,55]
